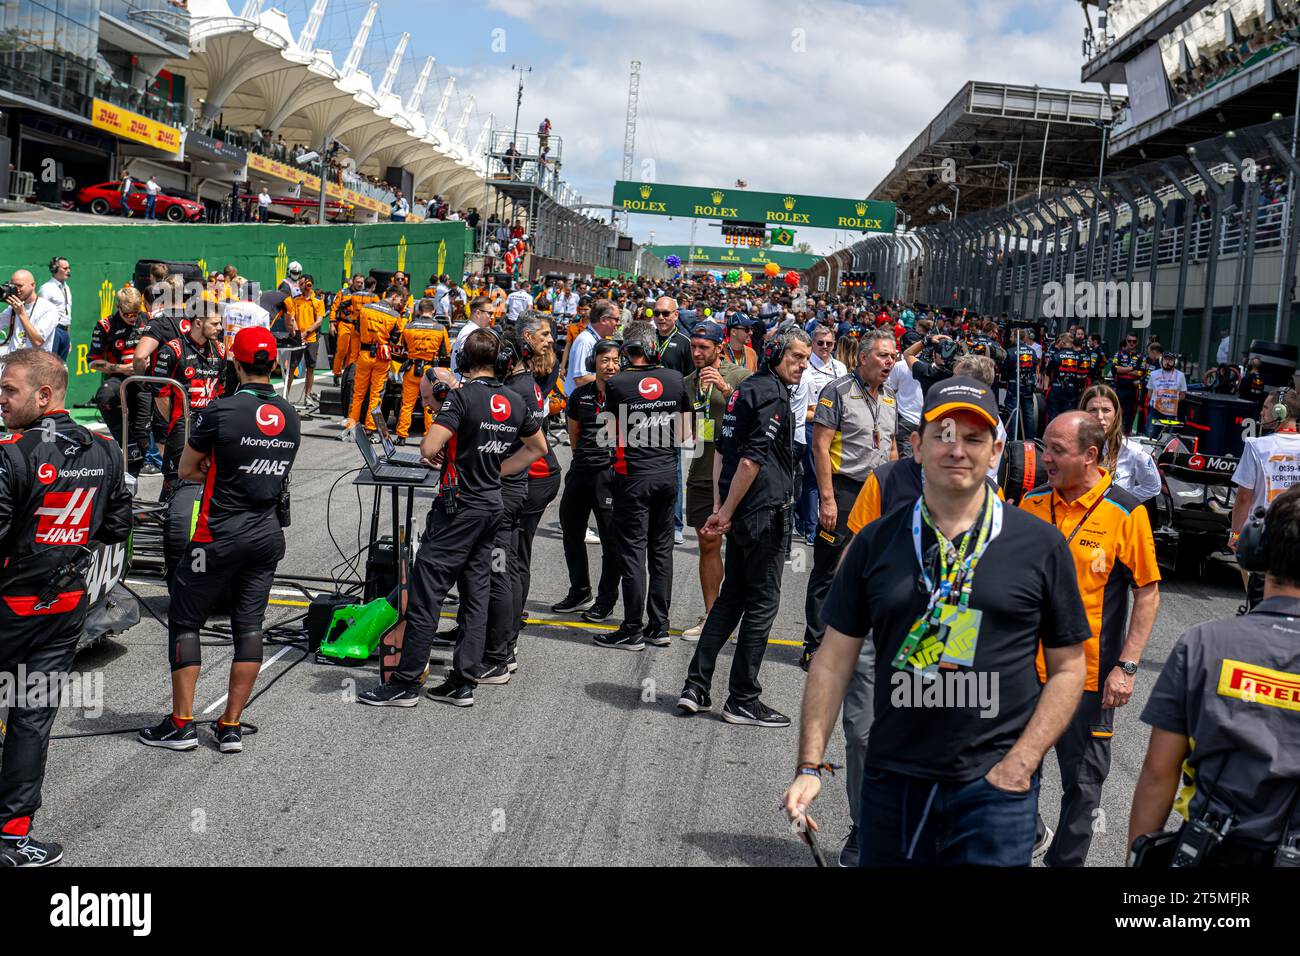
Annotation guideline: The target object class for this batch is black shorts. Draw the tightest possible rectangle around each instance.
[686,478,714,529]
[168,517,285,632]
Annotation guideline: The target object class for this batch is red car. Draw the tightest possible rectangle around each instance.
[76,181,204,222]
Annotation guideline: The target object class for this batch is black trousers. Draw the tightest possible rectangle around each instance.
[802,476,864,654]
[0,593,85,831]
[684,506,789,706]
[402,502,501,687]
[1045,389,1079,425]
[96,376,150,475]
[1114,383,1140,434]
[512,471,561,649]
[611,470,677,633]
[1043,690,1113,867]
[558,465,619,605]
[469,481,525,668]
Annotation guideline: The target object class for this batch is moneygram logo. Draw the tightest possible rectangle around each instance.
[638,377,664,400]
[490,394,512,422]
[37,462,57,485]
[256,403,286,436]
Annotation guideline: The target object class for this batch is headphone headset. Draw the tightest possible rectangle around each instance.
[1237,505,1269,573]
[1273,386,1292,423]
[762,330,791,371]
[494,340,518,380]
[588,339,620,375]
[49,256,66,275]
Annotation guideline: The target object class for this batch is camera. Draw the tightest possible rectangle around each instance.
[0,280,19,300]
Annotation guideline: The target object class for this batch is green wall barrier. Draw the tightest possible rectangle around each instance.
[0,220,469,405]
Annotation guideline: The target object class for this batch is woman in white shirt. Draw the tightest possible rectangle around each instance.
[1081,384,1162,502]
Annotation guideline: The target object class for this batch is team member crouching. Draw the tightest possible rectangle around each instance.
[678,328,810,726]
[0,351,132,866]
[359,329,547,707]
[139,327,301,754]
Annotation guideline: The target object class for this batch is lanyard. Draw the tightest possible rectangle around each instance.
[852,373,882,450]
[1050,489,1108,546]
[911,486,1000,606]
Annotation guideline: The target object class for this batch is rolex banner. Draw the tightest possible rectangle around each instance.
[612,181,896,233]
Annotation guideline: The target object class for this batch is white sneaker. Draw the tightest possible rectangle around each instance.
[674,530,684,545]
[681,615,706,642]
[584,527,600,545]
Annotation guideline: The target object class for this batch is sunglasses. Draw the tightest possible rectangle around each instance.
[653,310,674,317]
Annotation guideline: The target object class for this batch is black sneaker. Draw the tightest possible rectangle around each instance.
[552,589,595,613]
[838,826,859,868]
[0,835,63,867]
[472,662,511,685]
[358,684,419,707]
[581,604,614,623]
[721,699,791,728]
[426,678,475,707]
[643,628,671,647]
[799,647,815,672]
[676,687,712,714]
[593,626,645,651]
[139,716,199,750]
[214,722,243,754]
[505,653,519,673]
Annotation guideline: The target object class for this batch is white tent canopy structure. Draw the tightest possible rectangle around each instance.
[175,0,486,218]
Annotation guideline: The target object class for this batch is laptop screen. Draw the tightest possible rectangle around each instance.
[370,406,397,457]
[353,424,381,470]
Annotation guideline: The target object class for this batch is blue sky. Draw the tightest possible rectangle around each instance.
[286,0,1097,251]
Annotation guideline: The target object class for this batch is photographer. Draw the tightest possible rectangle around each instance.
[902,331,961,396]
[0,270,61,358]
[1130,484,1300,866]
[138,327,299,755]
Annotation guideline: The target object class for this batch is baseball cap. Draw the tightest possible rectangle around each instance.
[921,376,1000,430]
[288,261,303,276]
[726,312,753,329]
[233,326,277,364]
[690,321,725,343]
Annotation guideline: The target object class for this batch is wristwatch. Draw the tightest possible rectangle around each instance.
[1119,660,1139,677]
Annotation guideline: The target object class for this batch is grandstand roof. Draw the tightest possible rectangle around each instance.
[868,81,1127,227]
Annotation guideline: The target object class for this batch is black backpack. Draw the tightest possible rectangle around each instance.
[999,439,1046,506]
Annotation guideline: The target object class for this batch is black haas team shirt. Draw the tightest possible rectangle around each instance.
[604,365,690,478]
[433,377,538,510]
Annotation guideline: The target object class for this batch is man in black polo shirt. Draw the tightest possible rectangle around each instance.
[677,328,810,726]
[553,339,621,616]
[360,328,546,707]
[152,299,226,500]
[783,377,1091,866]
[650,296,693,376]
[597,321,691,650]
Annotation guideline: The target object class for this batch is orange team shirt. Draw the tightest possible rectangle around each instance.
[488,286,507,318]
[1020,470,1160,692]
[290,294,325,344]
[396,318,450,362]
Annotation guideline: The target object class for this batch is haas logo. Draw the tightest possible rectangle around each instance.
[34,488,96,545]
[256,403,286,436]
[37,462,57,485]
[638,377,664,400]
[490,393,512,422]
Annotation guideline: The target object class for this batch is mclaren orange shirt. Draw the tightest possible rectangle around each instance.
[1021,471,1160,691]
[846,459,1004,536]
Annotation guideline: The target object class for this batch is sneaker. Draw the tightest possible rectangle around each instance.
[214,721,243,754]
[838,826,859,868]
[721,698,791,728]
[0,835,63,867]
[552,589,595,613]
[431,626,460,647]
[140,462,162,476]
[472,662,511,685]
[674,530,684,545]
[676,686,712,713]
[357,684,419,707]
[593,626,645,651]
[582,604,614,623]
[138,715,199,750]
[643,628,671,647]
[426,678,475,707]
[505,653,519,674]
[681,615,706,642]
[799,647,815,672]
[584,527,601,545]
[804,532,815,547]
[1033,824,1054,864]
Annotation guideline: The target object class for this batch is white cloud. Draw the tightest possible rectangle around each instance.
[449,0,1093,250]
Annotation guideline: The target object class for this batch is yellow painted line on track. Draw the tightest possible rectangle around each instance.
[269,599,799,647]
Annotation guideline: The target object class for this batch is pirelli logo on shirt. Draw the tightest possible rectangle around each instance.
[1217,658,1300,712]
[818,398,835,408]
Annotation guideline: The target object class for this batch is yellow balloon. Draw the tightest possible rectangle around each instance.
[740,271,753,285]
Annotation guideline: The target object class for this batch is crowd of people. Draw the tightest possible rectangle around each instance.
[2,257,1300,871]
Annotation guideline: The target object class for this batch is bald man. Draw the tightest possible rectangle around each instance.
[0,270,62,358]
